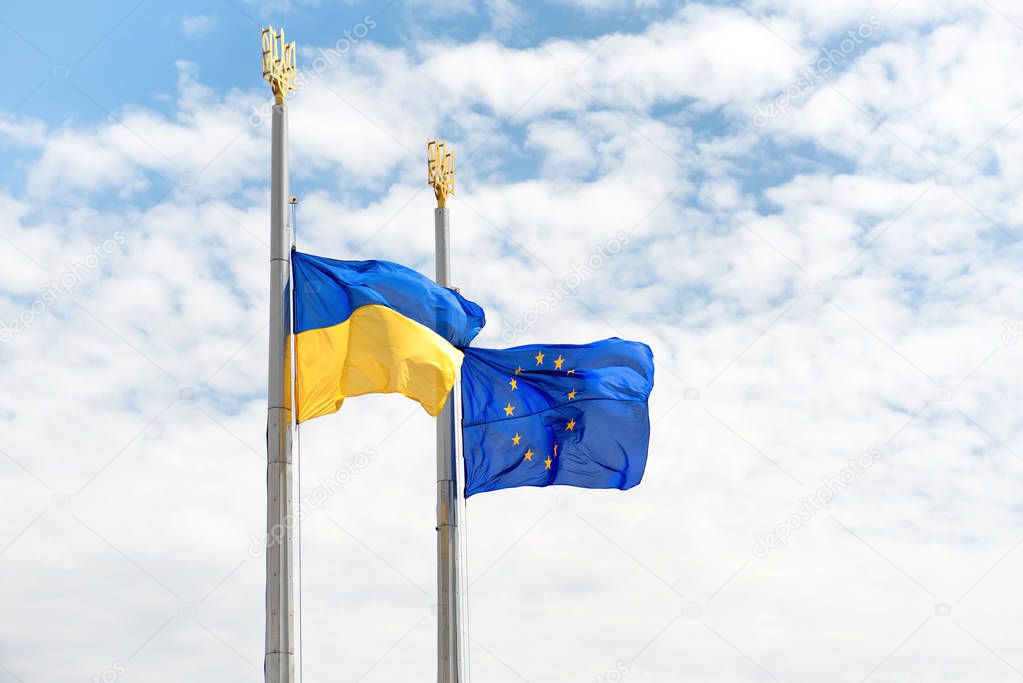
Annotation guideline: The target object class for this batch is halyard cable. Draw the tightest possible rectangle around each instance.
[457,384,473,681]
[289,196,305,683]
[462,495,472,680]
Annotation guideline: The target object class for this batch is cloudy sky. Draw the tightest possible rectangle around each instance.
[2,0,1022,681]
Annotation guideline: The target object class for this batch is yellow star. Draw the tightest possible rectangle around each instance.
[509,378,518,390]
[566,419,576,431]
[567,389,577,400]
[515,366,523,375]
[534,350,545,366]
[512,433,522,446]
[524,448,534,461]
[554,355,565,369]
[566,369,575,375]
[544,456,553,470]
[504,403,515,416]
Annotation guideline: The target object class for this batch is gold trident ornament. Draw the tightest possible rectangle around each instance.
[427,139,455,208]
[262,26,296,104]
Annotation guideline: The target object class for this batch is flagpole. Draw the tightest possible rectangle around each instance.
[428,140,464,683]
[263,27,297,683]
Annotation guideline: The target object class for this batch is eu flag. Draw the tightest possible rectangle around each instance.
[460,338,654,497]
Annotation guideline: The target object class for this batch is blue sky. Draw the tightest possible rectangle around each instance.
[2,1,676,125]
[2,1,1023,682]
[0,0,861,195]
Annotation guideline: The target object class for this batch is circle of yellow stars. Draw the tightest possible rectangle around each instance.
[501,351,581,471]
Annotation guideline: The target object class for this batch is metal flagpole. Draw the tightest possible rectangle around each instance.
[428,140,464,683]
[263,26,297,683]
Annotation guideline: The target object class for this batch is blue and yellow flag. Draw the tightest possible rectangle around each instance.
[292,251,485,422]
[460,338,654,496]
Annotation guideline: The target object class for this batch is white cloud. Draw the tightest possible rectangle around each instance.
[551,0,669,11]
[1,3,1022,683]
[181,14,219,37]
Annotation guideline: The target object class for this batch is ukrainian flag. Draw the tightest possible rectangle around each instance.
[292,251,485,422]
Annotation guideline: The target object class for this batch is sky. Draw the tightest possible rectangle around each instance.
[1,0,1022,681]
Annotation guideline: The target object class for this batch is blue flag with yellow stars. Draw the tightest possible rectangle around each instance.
[460,338,654,497]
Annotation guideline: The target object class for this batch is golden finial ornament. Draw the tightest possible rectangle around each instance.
[262,26,296,104]
[427,139,455,208]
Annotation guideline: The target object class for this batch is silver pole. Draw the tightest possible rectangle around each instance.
[435,205,463,683]
[265,102,294,683]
